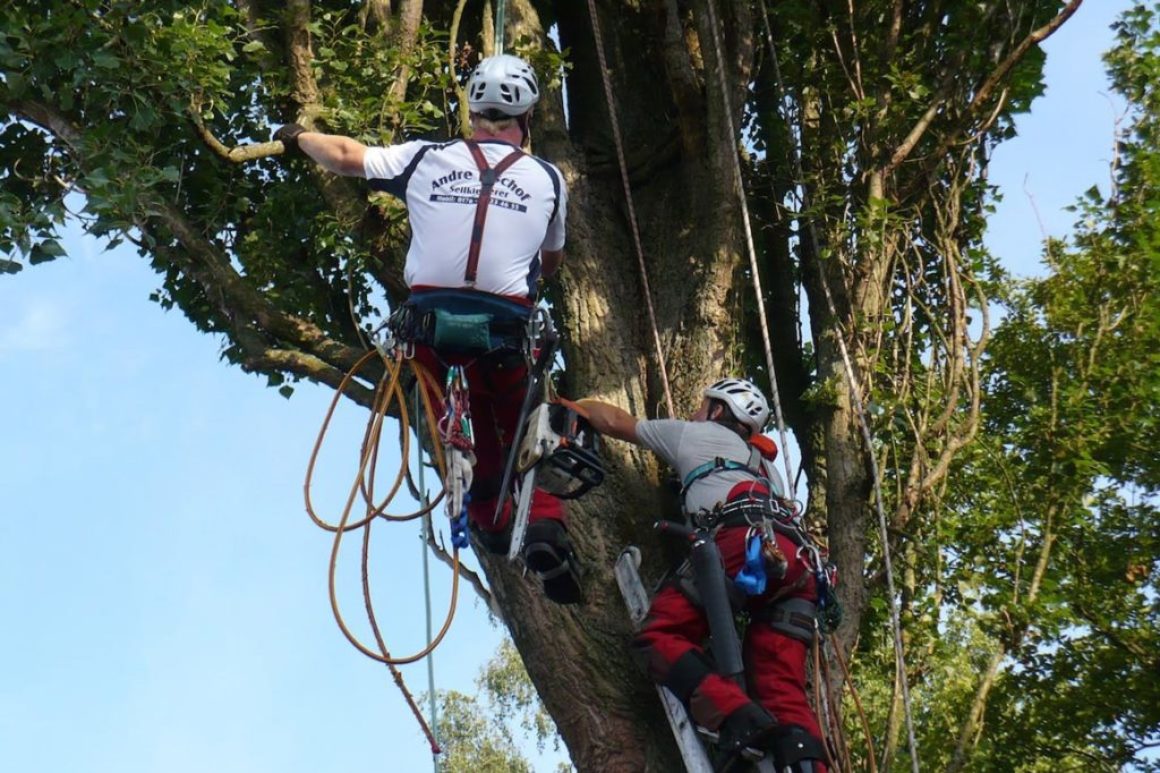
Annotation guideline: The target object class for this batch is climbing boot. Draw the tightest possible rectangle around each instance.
[714,702,776,772]
[521,519,584,605]
[766,724,829,772]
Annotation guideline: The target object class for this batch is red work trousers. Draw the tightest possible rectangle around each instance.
[411,344,564,534]
[633,525,822,737]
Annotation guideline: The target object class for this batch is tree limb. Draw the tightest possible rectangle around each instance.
[152,198,369,370]
[189,106,285,163]
[285,0,322,113]
[241,347,378,407]
[388,0,425,106]
[889,0,1083,174]
[425,526,499,615]
[965,0,1083,117]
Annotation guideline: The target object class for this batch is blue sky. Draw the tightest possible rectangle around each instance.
[0,3,1134,772]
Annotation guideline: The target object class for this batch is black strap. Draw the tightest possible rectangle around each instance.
[464,141,524,284]
[752,597,817,643]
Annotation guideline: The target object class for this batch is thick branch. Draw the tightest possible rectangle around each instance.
[285,0,322,112]
[7,99,82,154]
[190,107,284,163]
[152,199,367,371]
[241,347,377,407]
[965,0,1083,117]
[425,528,498,614]
[388,0,425,105]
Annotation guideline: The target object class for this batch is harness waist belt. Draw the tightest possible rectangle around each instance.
[390,303,527,354]
[692,499,778,531]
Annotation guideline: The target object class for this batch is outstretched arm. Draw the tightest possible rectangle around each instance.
[298,132,367,176]
[275,124,367,177]
[570,399,640,445]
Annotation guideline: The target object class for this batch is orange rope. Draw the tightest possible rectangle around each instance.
[304,351,448,530]
[301,345,467,765]
[812,636,843,772]
[317,351,462,665]
[361,516,441,754]
[831,636,878,772]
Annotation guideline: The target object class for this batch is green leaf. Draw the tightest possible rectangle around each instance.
[29,239,65,264]
[91,49,119,69]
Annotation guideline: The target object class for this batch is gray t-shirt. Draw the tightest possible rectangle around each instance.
[636,419,785,516]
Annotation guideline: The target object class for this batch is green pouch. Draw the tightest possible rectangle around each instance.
[432,309,493,352]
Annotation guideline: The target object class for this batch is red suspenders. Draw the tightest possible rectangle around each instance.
[463,140,524,285]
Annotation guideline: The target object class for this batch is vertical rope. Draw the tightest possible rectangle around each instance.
[585,0,676,418]
[757,2,919,769]
[493,0,506,55]
[417,389,440,772]
[700,0,794,490]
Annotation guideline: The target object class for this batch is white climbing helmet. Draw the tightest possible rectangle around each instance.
[703,378,770,433]
[467,54,540,117]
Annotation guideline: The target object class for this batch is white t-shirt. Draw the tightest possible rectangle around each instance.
[636,419,786,515]
[364,139,567,300]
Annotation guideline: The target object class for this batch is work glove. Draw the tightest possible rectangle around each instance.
[273,123,307,154]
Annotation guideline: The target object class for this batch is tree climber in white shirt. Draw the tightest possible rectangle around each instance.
[275,54,581,604]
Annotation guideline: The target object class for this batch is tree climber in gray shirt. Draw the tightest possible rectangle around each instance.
[569,379,829,771]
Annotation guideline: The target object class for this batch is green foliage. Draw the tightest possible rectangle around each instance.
[430,639,570,773]
[852,5,1160,769]
[2,0,1156,768]
[0,0,454,368]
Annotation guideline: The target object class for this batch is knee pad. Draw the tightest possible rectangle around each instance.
[659,649,715,705]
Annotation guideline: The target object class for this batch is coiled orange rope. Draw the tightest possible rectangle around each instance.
[304,346,477,753]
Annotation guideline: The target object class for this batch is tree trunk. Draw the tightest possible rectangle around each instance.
[466,1,772,769]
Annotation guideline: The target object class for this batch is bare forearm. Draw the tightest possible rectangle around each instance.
[297,132,367,176]
[576,399,639,444]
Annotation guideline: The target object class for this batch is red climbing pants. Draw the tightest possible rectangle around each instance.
[411,344,564,534]
[633,526,823,738]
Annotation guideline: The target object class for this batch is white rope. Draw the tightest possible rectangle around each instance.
[701,0,794,491]
[757,2,919,769]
